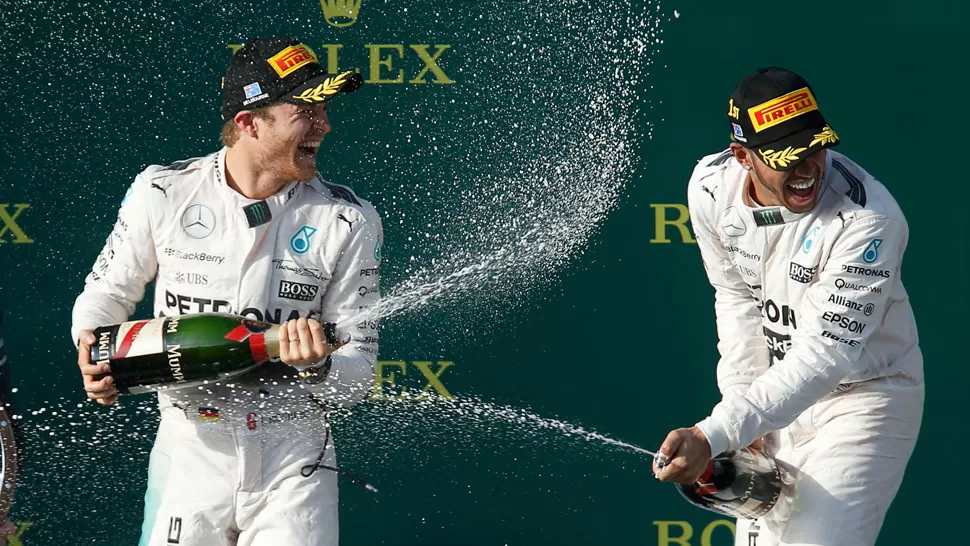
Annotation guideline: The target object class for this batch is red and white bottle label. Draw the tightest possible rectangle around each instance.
[113,317,167,358]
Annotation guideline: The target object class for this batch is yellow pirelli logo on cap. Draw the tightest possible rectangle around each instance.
[748,87,818,132]
[267,45,319,78]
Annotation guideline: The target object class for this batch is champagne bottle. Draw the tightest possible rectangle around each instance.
[674,447,788,520]
[89,312,336,394]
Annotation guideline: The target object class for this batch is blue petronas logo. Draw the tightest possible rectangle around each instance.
[800,226,820,254]
[862,238,882,264]
[374,237,382,261]
[290,225,318,255]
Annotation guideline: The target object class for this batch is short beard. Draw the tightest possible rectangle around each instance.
[255,135,312,185]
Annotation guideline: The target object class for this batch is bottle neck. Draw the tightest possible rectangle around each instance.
[262,324,282,360]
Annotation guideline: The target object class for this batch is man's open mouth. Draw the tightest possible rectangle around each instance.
[298,141,321,157]
[786,176,818,206]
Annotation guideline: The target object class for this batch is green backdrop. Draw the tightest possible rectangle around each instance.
[1,1,964,544]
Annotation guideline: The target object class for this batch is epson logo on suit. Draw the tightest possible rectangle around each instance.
[278,280,319,301]
[821,311,867,334]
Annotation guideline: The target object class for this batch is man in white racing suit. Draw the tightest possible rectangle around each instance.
[70,37,382,546]
[652,67,924,545]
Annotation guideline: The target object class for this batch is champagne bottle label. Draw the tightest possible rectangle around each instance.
[115,318,167,359]
[94,317,186,384]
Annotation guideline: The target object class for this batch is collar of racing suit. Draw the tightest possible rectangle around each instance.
[214,147,304,208]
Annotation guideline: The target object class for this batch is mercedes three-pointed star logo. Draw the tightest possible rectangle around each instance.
[181,204,216,239]
[721,206,746,237]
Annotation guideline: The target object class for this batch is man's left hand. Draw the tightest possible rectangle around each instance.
[278,318,345,368]
[652,426,713,484]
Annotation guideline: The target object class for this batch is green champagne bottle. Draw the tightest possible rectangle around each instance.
[88,312,335,394]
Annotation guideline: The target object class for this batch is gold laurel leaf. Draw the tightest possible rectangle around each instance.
[294,85,323,103]
[322,72,351,96]
[293,72,352,103]
[759,146,808,169]
[810,125,840,148]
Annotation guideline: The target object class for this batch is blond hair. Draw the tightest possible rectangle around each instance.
[219,104,277,147]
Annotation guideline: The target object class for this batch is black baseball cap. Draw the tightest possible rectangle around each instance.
[727,67,839,171]
[220,36,364,122]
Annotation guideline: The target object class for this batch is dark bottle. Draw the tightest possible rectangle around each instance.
[89,312,335,394]
[675,447,785,520]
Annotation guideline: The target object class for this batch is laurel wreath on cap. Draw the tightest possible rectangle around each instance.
[759,125,839,169]
[810,125,839,148]
[759,146,808,169]
[292,71,353,103]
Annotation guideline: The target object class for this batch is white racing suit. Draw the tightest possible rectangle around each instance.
[70,147,383,546]
[686,150,924,546]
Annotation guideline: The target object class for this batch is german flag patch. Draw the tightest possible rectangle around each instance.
[198,407,221,422]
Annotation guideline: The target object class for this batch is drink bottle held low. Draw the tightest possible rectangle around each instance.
[674,447,791,520]
[88,312,336,394]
